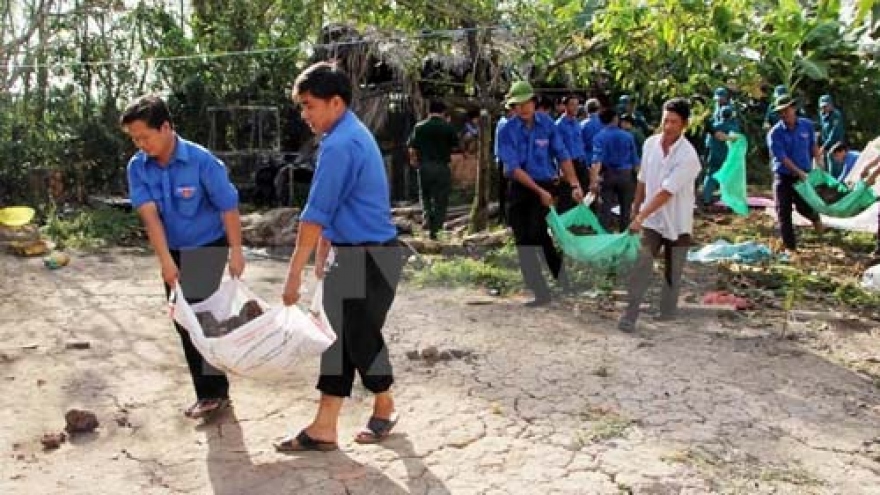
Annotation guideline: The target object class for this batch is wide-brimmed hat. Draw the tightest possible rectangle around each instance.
[772,95,797,113]
[505,81,535,107]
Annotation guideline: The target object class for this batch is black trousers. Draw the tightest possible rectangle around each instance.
[497,161,508,225]
[317,240,405,398]
[508,181,564,300]
[773,174,819,250]
[164,236,230,401]
[599,167,636,233]
[623,229,691,323]
[556,160,591,215]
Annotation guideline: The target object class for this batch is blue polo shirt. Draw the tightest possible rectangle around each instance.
[554,114,586,162]
[592,126,640,170]
[300,110,396,244]
[127,136,238,250]
[829,150,859,182]
[768,118,816,177]
[580,113,603,162]
[494,115,509,163]
[497,112,570,181]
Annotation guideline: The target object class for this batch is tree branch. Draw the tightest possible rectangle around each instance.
[1,0,51,55]
[539,39,606,79]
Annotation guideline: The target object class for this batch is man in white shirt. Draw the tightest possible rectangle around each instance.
[619,97,702,332]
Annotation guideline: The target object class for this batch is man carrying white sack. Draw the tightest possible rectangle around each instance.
[277,62,406,452]
[122,95,245,419]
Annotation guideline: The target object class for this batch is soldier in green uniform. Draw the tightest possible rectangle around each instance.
[407,100,459,240]
[702,106,740,206]
[818,94,844,166]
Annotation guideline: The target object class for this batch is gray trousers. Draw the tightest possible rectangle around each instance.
[623,228,691,323]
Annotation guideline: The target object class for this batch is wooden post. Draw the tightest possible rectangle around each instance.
[469,109,492,233]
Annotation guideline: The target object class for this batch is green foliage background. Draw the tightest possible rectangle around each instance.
[2,0,879,205]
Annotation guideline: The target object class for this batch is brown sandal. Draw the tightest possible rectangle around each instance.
[354,412,399,444]
[274,430,338,452]
[184,398,229,419]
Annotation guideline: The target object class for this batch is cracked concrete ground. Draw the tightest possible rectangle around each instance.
[2,249,880,494]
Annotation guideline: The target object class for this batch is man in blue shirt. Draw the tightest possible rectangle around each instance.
[767,95,824,252]
[277,62,404,452]
[497,80,583,306]
[580,98,603,166]
[556,94,589,213]
[122,95,245,420]
[818,94,844,164]
[495,107,515,225]
[827,142,860,182]
[591,108,641,232]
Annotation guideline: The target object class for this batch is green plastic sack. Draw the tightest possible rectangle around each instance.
[546,203,641,266]
[794,169,877,218]
[712,134,749,216]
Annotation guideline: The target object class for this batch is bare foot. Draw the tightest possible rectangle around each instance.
[372,393,395,420]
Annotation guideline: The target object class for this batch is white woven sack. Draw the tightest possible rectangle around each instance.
[171,279,336,379]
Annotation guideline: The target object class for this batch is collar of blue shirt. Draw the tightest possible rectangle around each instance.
[324,109,355,138]
[145,134,190,168]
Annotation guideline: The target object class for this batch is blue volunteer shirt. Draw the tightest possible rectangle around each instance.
[829,150,859,182]
[497,111,570,181]
[127,136,238,250]
[768,118,816,177]
[300,110,397,244]
[494,115,509,163]
[580,113,603,162]
[554,114,586,162]
[592,126,640,170]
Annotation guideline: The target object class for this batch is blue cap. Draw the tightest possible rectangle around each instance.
[714,87,729,99]
[819,94,833,106]
[618,94,631,104]
[773,85,788,97]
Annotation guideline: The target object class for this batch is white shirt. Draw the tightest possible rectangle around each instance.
[637,134,702,240]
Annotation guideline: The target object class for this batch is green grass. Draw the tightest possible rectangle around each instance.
[41,206,143,249]
[577,407,634,445]
[409,256,522,294]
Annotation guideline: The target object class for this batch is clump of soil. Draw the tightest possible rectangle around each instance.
[814,184,846,205]
[65,409,99,434]
[406,345,473,363]
[40,432,66,450]
[197,300,264,338]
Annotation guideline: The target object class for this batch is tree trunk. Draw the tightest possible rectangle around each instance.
[469,110,492,233]
[465,19,492,233]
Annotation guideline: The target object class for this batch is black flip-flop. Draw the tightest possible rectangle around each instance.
[274,430,338,452]
[354,412,399,444]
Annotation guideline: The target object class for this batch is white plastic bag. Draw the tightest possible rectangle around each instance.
[861,265,880,293]
[170,279,336,379]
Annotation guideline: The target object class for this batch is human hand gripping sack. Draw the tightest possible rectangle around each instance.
[538,188,553,208]
[282,269,302,306]
[228,247,246,279]
[161,258,179,287]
